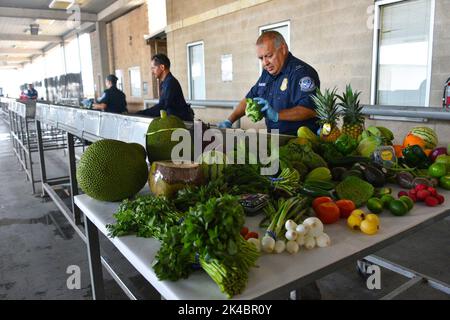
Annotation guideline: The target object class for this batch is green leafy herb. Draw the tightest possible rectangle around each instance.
[106,195,184,240]
[182,195,245,263]
[152,225,194,281]
[220,165,271,195]
[245,98,263,123]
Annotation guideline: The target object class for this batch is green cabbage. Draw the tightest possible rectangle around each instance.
[357,136,382,158]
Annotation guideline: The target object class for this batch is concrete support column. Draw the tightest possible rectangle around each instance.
[94,21,110,93]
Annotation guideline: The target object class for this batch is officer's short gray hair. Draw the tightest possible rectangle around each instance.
[256,31,287,49]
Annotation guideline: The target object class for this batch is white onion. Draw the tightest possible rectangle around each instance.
[285,230,298,241]
[261,236,276,253]
[303,217,324,237]
[274,240,286,254]
[285,220,298,231]
[296,235,305,246]
[295,224,308,237]
[304,235,316,250]
[286,240,299,254]
[315,233,331,248]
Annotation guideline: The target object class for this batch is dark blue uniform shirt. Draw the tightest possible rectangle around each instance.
[98,86,127,114]
[26,88,38,100]
[138,72,193,121]
[246,52,320,136]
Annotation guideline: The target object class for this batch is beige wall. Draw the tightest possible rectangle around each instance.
[165,0,450,144]
[90,3,165,113]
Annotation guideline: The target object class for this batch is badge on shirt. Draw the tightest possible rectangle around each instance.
[300,77,316,92]
[280,78,288,92]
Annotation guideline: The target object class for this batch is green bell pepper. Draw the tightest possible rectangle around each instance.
[402,145,431,169]
[335,134,358,155]
[245,98,263,123]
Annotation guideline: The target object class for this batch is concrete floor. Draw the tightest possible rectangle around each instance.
[0,118,449,300]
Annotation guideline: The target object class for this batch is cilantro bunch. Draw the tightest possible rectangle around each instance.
[106,195,184,240]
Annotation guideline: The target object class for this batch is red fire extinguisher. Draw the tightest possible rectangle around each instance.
[444,77,450,109]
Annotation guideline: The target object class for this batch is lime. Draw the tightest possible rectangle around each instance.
[399,196,414,211]
[380,194,395,209]
[367,198,384,214]
[428,163,447,178]
[305,167,332,182]
[440,176,450,190]
[389,200,409,216]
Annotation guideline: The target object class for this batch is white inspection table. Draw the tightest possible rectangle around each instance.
[75,190,450,300]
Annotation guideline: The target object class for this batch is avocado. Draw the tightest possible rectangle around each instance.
[331,167,347,181]
[363,165,386,187]
[342,169,364,180]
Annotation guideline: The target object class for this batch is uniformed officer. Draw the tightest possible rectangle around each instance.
[92,74,127,114]
[218,31,320,136]
[136,54,194,121]
[25,83,38,100]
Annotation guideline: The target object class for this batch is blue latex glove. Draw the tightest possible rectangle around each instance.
[254,97,279,123]
[218,119,232,129]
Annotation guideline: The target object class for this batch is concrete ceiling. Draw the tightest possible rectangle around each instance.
[0,0,146,69]
[0,0,118,14]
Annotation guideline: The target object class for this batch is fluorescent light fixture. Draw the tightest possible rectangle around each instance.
[35,19,55,25]
[49,0,73,10]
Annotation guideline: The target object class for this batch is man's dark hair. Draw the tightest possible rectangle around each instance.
[106,74,118,85]
[152,54,171,69]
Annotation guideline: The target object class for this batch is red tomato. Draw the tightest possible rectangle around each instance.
[244,232,259,240]
[240,227,249,237]
[315,202,341,224]
[335,200,356,219]
[312,197,333,212]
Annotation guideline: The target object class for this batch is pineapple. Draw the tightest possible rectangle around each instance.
[338,85,365,139]
[312,88,341,142]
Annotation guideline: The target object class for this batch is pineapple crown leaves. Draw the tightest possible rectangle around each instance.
[337,84,364,125]
[312,87,340,125]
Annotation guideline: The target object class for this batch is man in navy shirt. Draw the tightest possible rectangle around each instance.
[25,84,38,100]
[137,54,194,121]
[218,31,320,136]
[92,74,127,114]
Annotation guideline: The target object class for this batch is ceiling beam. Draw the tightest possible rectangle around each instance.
[0,64,22,69]
[0,33,61,42]
[0,56,31,63]
[97,0,146,22]
[0,48,42,55]
[62,22,95,41]
[0,7,97,22]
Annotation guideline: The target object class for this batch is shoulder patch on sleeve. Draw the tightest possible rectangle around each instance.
[299,77,316,92]
[98,93,106,102]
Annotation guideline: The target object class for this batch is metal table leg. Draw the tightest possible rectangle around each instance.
[84,214,105,300]
[67,132,82,225]
[36,120,47,197]
[25,117,36,194]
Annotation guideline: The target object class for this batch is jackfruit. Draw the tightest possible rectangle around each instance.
[146,110,187,163]
[76,139,149,202]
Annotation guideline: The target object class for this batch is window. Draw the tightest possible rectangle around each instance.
[259,21,291,48]
[187,41,206,100]
[371,0,435,107]
[78,33,95,98]
[115,70,124,91]
[64,37,81,74]
[129,67,141,97]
